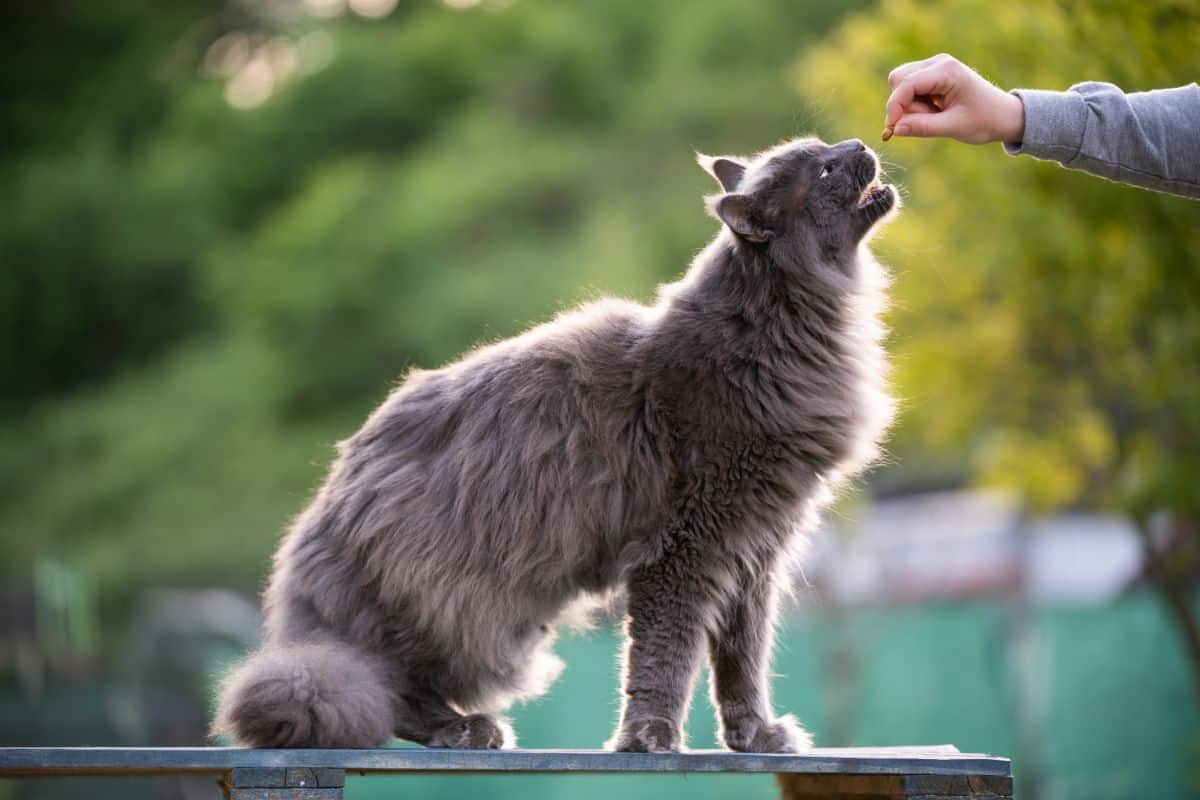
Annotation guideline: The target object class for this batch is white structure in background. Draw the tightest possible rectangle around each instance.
[1023,513,1145,604]
[801,489,1144,607]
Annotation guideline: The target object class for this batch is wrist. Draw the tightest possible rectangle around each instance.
[994,91,1025,144]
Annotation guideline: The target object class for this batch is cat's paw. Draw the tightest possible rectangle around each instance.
[607,717,681,753]
[721,713,812,753]
[427,714,511,749]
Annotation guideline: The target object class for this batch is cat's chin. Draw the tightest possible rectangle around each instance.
[857,183,896,215]
[851,183,898,242]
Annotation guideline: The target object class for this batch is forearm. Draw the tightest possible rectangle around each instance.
[1004,81,1200,200]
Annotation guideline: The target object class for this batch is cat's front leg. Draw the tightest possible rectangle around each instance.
[708,567,812,753]
[607,553,709,753]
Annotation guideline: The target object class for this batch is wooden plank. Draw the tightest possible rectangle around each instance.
[223,768,347,800]
[778,772,907,796]
[227,768,345,788]
[230,768,288,787]
[776,773,1013,798]
[226,790,341,800]
[285,768,345,788]
[967,775,1013,795]
[0,747,1009,779]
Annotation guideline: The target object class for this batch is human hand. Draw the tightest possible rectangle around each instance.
[883,54,1025,145]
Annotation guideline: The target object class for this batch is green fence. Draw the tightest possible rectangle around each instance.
[348,593,1197,800]
[2,592,1195,799]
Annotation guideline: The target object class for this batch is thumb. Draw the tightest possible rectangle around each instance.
[893,107,967,139]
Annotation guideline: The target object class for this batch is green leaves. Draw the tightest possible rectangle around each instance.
[0,0,854,590]
[795,0,1200,516]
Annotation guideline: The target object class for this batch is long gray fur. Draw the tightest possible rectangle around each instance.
[213,136,899,753]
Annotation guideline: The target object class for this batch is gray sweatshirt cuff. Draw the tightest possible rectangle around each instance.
[1002,88,1088,160]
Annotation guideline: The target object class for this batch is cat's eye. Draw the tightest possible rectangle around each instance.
[819,164,833,178]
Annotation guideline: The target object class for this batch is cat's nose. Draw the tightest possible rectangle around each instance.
[849,139,866,152]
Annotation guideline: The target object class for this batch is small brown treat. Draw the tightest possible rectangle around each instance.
[881,125,895,141]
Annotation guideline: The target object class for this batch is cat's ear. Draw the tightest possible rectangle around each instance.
[696,153,747,192]
[707,193,774,243]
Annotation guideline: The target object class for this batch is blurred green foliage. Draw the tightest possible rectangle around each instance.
[2,0,1197,606]
[796,0,1200,520]
[0,0,865,592]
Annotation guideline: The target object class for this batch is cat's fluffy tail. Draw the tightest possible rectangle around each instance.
[212,639,394,748]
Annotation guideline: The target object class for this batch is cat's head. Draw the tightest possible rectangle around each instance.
[698,136,897,255]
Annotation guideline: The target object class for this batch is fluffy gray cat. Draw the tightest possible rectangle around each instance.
[213,135,897,753]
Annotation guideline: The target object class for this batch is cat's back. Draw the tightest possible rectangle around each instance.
[352,295,654,453]
[328,296,666,599]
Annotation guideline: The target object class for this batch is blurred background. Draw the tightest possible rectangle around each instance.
[1,0,1198,798]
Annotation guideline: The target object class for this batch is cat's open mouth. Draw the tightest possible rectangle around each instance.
[857,182,895,213]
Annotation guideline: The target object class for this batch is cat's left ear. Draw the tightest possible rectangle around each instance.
[706,193,774,243]
[696,153,747,192]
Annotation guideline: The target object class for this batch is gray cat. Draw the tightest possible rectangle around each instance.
[213,136,897,753]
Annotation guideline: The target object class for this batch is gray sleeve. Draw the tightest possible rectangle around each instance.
[1003,81,1200,200]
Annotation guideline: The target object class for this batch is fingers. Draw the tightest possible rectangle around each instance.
[887,53,948,88]
[893,106,968,139]
[885,97,940,137]
[884,62,959,127]
[903,98,939,115]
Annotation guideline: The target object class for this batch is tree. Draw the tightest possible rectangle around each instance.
[795,0,1200,704]
[0,0,866,593]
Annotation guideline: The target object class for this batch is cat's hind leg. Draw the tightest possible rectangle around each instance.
[392,686,513,749]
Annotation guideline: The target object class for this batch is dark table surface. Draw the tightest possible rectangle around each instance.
[0,745,1011,778]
